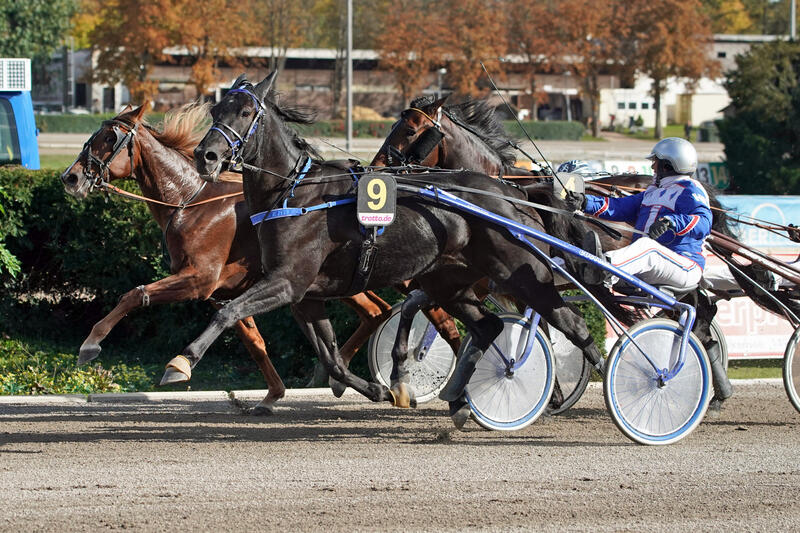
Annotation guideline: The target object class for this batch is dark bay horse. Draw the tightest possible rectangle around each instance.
[371,95,744,405]
[189,72,604,426]
[59,103,438,413]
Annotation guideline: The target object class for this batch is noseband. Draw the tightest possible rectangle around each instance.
[208,87,266,167]
[79,119,138,191]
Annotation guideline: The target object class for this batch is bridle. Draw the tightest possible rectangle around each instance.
[385,106,446,166]
[73,119,243,210]
[78,119,139,191]
[208,87,266,168]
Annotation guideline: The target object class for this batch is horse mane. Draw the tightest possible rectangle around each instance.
[251,84,322,161]
[410,96,518,167]
[147,101,212,161]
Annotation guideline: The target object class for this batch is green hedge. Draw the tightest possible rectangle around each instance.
[36,113,587,141]
[502,120,586,141]
[35,113,167,133]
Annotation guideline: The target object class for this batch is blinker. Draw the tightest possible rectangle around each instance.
[407,126,444,164]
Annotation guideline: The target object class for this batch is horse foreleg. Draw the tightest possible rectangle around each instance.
[338,291,393,365]
[79,270,213,365]
[231,315,286,415]
[169,277,295,385]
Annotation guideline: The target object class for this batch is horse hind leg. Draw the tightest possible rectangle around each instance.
[292,299,391,403]
[433,292,504,429]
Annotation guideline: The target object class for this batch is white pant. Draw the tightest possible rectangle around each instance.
[606,237,703,289]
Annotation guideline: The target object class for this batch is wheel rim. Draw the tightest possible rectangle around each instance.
[467,316,552,429]
[609,324,706,440]
[371,308,455,402]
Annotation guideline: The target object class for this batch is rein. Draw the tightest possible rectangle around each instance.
[99,181,243,209]
[589,181,799,237]
[77,119,244,209]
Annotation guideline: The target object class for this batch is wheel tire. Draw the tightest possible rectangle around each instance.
[782,326,800,414]
[709,318,728,371]
[367,303,456,404]
[464,313,554,431]
[604,318,711,445]
[544,327,592,415]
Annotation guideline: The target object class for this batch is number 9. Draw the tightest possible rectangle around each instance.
[367,178,386,210]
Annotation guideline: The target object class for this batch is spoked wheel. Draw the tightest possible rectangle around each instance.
[464,312,554,431]
[604,318,711,445]
[782,326,800,413]
[545,327,592,415]
[488,294,590,416]
[367,303,456,404]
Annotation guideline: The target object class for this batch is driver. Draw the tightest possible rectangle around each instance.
[567,138,712,291]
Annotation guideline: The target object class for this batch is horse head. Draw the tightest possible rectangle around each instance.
[61,104,147,199]
[371,95,448,167]
[194,72,277,182]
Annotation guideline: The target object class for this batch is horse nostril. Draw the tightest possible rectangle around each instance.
[204,151,218,163]
[62,172,78,186]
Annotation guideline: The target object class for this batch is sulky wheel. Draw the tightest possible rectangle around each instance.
[464,312,554,431]
[367,303,456,404]
[604,318,711,445]
[782,326,800,413]
[544,326,592,415]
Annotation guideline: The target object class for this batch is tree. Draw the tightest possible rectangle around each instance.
[89,0,179,104]
[0,0,76,63]
[629,0,718,138]
[249,0,312,73]
[554,0,627,137]
[375,0,446,107]
[506,0,560,121]
[437,0,508,98]
[701,0,753,33]
[175,0,251,98]
[717,40,800,194]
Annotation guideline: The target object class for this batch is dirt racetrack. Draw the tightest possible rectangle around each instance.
[1,381,798,532]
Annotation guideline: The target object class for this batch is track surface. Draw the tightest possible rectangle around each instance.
[1,381,799,532]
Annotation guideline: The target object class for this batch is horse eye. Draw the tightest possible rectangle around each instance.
[406,128,416,137]
[105,134,116,144]
[241,109,252,118]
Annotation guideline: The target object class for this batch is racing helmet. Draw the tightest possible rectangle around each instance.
[557,160,593,175]
[647,137,697,175]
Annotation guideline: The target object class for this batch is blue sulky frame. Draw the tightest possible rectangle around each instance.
[402,184,698,386]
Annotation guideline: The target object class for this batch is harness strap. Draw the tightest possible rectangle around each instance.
[250,197,357,225]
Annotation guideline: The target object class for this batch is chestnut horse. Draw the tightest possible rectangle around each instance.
[59,103,455,412]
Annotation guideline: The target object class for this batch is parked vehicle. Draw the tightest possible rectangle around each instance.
[0,58,40,169]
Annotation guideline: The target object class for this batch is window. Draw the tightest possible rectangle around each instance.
[617,102,625,110]
[75,83,87,108]
[628,102,636,109]
[717,51,727,58]
[0,98,21,165]
[641,102,650,109]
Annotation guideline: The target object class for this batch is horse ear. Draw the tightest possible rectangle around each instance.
[118,103,148,123]
[254,71,278,101]
[120,104,133,113]
[431,94,449,112]
[232,73,247,89]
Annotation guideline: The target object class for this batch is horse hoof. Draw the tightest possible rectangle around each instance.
[450,404,471,430]
[389,383,417,409]
[329,377,347,398]
[78,343,101,365]
[250,402,276,416]
[159,356,192,386]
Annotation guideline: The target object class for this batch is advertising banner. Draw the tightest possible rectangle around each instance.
[605,195,800,359]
